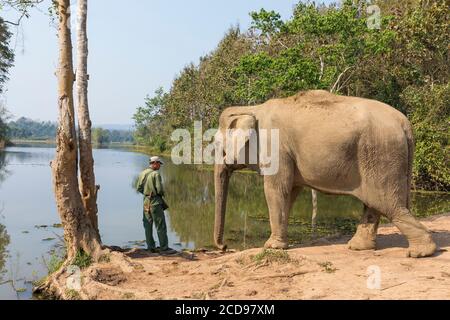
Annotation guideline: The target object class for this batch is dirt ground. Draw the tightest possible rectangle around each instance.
[73,214,450,300]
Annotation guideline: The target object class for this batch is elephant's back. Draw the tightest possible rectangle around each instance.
[267,91,407,131]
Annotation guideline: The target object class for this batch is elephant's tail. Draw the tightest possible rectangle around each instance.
[404,121,415,210]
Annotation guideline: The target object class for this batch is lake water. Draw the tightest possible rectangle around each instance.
[0,145,449,299]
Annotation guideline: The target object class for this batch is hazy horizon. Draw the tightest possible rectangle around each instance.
[0,0,313,125]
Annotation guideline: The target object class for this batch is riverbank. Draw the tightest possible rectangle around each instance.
[9,139,138,147]
[40,213,450,300]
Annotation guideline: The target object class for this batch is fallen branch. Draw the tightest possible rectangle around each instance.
[245,270,313,281]
[218,278,229,290]
[381,281,408,291]
[251,261,270,272]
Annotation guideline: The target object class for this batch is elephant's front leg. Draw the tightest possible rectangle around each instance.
[263,168,295,250]
[348,205,381,251]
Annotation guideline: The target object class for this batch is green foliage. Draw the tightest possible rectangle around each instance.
[122,292,135,300]
[1,0,43,93]
[47,252,64,274]
[133,0,449,191]
[65,289,81,300]
[250,8,284,40]
[72,250,92,269]
[92,127,111,146]
[6,118,133,143]
[252,249,292,265]
[108,129,134,144]
[7,117,57,140]
[133,87,168,149]
[0,223,10,282]
[0,106,9,144]
[318,261,337,273]
[401,83,450,191]
[0,18,14,95]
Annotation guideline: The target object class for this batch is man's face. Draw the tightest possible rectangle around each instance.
[151,162,161,170]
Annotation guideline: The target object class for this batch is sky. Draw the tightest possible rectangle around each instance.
[0,0,315,126]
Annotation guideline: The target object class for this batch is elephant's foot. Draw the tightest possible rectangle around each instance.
[391,208,437,258]
[406,235,437,258]
[347,234,376,251]
[347,224,376,251]
[264,236,288,250]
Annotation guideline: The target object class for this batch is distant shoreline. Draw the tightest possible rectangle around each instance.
[4,141,448,196]
[10,139,56,144]
[9,139,136,147]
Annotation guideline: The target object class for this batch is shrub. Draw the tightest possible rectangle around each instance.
[401,83,450,191]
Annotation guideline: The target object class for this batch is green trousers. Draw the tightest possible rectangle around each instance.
[143,204,168,251]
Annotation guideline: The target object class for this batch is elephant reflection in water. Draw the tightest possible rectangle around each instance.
[214,90,437,258]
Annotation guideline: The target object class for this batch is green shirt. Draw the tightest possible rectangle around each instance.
[136,168,165,206]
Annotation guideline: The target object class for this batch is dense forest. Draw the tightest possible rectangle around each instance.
[133,0,449,191]
[7,117,57,140]
[5,117,134,144]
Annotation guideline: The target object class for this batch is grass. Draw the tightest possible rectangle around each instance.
[47,253,65,274]
[318,261,337,273]
[32,277,47,288]
[65,289,81,300]
[235,255,247,266]
[98,253,111,263]
[252,249,292,265]
[33,252,65,289]
[122,292,135,300]
[73,250,92,269]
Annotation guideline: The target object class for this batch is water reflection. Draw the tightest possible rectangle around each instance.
[0,145,448,300]
[0,151,9,185]
[161,160,450,250]
[0,223,9,284]
[0,152,11,283]
[163,162,364,249]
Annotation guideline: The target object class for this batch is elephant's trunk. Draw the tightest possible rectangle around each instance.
[214,163,231,251]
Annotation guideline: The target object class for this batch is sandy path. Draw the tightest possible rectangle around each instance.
[77,214,450,300]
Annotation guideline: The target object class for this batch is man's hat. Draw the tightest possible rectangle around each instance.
[150,156,164,165]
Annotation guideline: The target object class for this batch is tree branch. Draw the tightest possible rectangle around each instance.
[330,67,352,94]
[1,0,44,26]
[319,56,325,81]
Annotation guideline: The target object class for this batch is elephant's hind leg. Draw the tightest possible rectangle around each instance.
[348,205,380,251]
[392,208,437,258]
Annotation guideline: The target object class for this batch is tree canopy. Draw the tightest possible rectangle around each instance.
[133,0,449,191]
[0,17,14,95]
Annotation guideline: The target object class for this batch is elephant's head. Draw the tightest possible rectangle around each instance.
[214,110,257,251]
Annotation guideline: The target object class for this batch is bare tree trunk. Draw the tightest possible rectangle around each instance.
[52,0,102,261]
[311,189,318,229]
[76,0,99,238]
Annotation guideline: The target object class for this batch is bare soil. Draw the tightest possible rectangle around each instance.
[64,214,450,300]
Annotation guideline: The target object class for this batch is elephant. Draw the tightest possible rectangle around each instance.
[214,90,437,258]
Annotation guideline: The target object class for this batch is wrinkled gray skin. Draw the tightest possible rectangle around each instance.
[214,90,437,258]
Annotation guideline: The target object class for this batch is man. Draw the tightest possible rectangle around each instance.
[136,156,177,255]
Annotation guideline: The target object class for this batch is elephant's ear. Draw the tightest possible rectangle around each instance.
[225,114,257,164]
